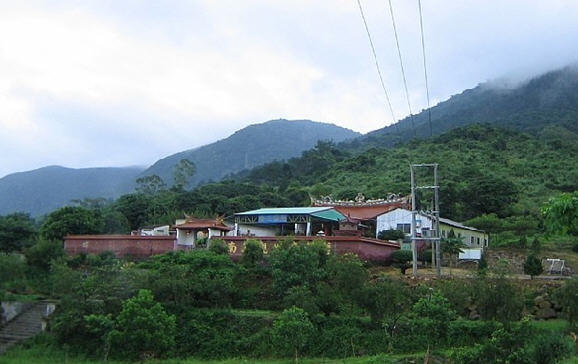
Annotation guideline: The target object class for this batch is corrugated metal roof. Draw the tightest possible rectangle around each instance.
[311,209,346,222]
[236,207,332,215]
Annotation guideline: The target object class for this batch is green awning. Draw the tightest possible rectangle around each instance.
[311,209,346,222]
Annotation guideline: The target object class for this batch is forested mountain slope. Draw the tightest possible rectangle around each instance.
[141,119,359,186]
[0,166,144,216]
[346,65,578,150]
[242,124,578,223]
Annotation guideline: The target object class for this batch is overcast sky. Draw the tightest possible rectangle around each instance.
[1,0,577,178]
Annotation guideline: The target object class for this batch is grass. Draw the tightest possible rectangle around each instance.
[529,319,570,332]
[0,346,417,364]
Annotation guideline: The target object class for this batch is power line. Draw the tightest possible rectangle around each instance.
[356,0,397,126]
[418,0,433,137]
[387,0,416,137]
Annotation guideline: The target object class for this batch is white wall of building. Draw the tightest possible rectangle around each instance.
[176,229,196,246]
[237,224,278,237]
[376,208,433,237]
[376,208,488,248]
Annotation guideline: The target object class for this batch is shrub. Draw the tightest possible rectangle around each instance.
[377,229,405,240]
[110,289,176,360]
[474,277,524,322]
[209,238,229,255]
[391,250,413,274]
[0,253,26,288]
[272,306,314,361]
[531,333,575,364]
[24,239,64,272]
[555,276,578,330]
[242,239,264,267]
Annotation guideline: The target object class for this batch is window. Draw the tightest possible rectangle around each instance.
[396,223,411,234]
[470,236,474,245]
[477,237,480,245]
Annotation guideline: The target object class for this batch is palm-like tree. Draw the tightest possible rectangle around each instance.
[442,230,467,276]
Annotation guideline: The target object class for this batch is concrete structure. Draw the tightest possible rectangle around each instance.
[376,208,489,249]
[137,225,170,236]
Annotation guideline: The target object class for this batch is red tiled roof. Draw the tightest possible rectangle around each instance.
[331,204,402,220]
[65,234,175,240]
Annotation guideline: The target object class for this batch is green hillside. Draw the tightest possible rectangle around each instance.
[0,166,144,216]
[141,119,360,186]
[242,123,578,224]
[347,65,578,150]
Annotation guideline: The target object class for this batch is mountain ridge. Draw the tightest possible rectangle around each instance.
[0,119,359,216]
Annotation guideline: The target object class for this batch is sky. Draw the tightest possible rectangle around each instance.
[1,0,578,178]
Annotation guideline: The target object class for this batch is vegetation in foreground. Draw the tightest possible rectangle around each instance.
[2,236,578,363]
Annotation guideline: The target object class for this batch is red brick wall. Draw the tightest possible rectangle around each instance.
[65,235,399,261]
[64,235,176,257]
[222,236,399,261]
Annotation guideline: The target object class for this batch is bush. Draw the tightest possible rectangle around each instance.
[242,239,264,267]
[555,276,578,330]
[474,277,524,322]
[377,229,405,240]
[24,239,64,272]
[272,306,314,361]
[0,253,26,289]
[110,289,176,360]
[531,333,575,364]
[209,238,229,255]
[391,250,413,274]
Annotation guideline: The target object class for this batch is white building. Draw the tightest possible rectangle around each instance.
[376,208,489,248]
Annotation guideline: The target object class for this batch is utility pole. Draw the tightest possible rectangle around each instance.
[410,163,441,279]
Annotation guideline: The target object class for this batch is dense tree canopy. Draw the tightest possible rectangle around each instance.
[0,212,37,252]
[40,206,103,240]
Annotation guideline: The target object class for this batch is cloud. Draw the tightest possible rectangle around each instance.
[1,0,578,177]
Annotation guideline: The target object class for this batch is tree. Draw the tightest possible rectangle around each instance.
[24,238,64,272]
[110,290,176,360]
[172,159,196,190]
[530,237,542,254]
[543,191,578,236]
[136,174,166,195]
[0,213,37,252]
[270,241,328,296]
[391,250,413,275]
[113,193,150,231]
[40,206,102,241]
[462,174,518,218]
[523,254,543,279]
[328,253,367,306]
[272,306,314,362]
[442,233,467,275]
